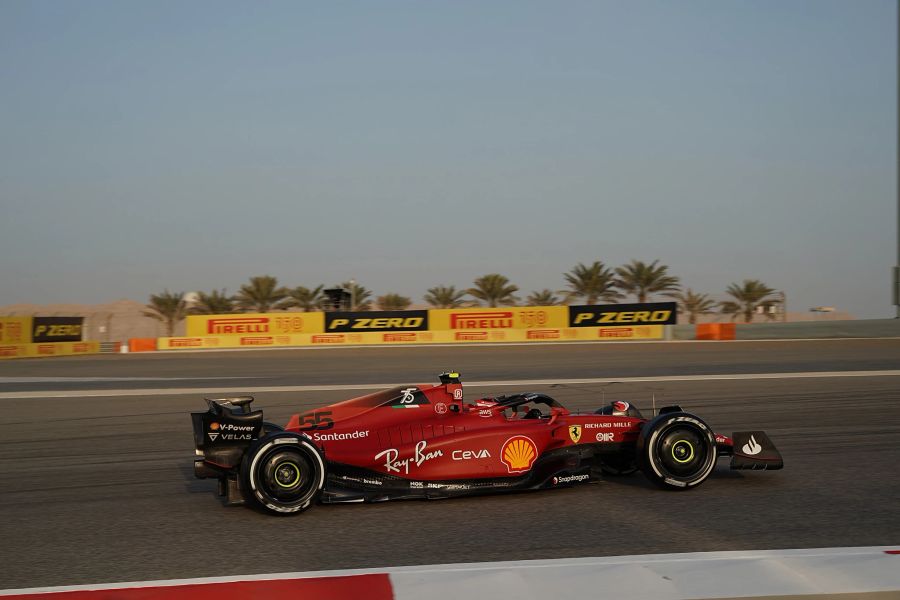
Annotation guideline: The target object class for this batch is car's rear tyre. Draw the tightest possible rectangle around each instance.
[637,412,717,490]
[242,433,325,514]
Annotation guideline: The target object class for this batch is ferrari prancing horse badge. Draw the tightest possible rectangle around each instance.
[569,425,582,444]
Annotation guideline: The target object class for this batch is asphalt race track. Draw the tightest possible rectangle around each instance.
[1,339,899,589]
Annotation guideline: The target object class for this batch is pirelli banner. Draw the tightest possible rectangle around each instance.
[0,341,100,360]
[568,302,677,327]
[186,312,325,337]
[0,317,31,344]
[163,302,673,350]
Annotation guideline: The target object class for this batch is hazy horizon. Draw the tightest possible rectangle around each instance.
[1,1,896,318]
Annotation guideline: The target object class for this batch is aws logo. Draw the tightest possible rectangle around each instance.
[568,302,677,327]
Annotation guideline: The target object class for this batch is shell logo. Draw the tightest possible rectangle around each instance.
[209,422,220,430]
[501,436,537,473]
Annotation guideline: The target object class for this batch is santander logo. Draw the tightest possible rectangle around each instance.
[742,435,762,456]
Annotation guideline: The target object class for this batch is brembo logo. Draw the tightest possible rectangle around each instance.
[207,317,269,335]
[450,312,513,329]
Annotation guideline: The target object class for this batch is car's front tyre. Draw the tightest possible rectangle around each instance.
[637,412,717,490]
[242,433,325,514]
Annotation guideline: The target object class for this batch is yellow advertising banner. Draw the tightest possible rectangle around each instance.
[158,324,663,350]
[0,341,100,360]
[0,317,32,344]
[428,306,568,331]
[186,312,325,337]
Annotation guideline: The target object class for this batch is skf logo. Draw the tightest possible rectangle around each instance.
[240,336,273,346]
[569,425,582,444]
[501,436,537,473]
[450,312,513,329]
[207,317,269,335]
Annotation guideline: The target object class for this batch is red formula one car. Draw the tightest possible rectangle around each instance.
[190,373,783,514]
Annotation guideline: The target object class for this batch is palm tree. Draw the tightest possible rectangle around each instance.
[526,289,559,306]
[563,261,622,305]
[424,285,468,308]
[721,279,779,323]
[615,259,681,303]
[189,289,234,315]
[234,275,289,312]
[339,281,372,311]
[143,290,187,337]
[377,293,412,311]
[669,289,717,324]
[282,285,325,312]
[468,274,519,307]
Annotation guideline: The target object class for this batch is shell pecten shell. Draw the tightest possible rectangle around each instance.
[501,436,537,473]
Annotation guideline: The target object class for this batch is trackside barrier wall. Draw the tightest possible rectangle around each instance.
[158,326,666,349]
[165,304,675,349]
[0,341,100,360]
[671,318,900,341]
[0,316,99,360]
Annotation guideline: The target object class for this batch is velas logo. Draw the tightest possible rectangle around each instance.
[207,317,269,335]
[501,436,537,473]
[450,312,514,329]
[569,425,582,444]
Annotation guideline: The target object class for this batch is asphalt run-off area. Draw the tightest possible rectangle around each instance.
[1,338,898,590]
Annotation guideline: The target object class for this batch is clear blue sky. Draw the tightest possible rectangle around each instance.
[1,1,896,317]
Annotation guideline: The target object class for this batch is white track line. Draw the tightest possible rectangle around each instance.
[1,546,898,597]
[1,370,899,399]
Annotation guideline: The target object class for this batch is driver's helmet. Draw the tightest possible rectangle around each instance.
[611,400,631,416]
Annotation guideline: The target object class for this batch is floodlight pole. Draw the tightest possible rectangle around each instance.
[350,278,356,311]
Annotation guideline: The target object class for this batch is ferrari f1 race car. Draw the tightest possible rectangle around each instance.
[190,373,783,514]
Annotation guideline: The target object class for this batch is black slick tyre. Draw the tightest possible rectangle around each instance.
[637,412,717,490]
[242,432,325,515]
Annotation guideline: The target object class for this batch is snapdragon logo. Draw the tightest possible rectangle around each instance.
[553,474,589,485]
